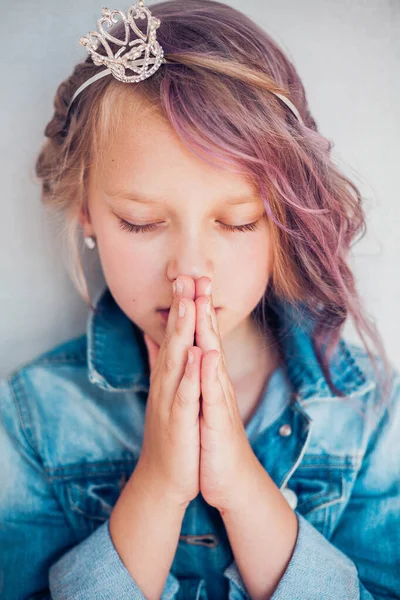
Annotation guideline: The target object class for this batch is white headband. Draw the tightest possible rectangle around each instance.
[66,0,304,126]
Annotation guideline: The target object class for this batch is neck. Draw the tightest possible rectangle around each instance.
[221,314,282,386]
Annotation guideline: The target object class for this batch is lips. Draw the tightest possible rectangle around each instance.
[158,306,221,312]
[158,310,170,323]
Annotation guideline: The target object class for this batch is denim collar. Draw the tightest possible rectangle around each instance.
[87,286,376,402]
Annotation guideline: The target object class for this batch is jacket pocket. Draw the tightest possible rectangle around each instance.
[54,460,138,538]
[284,453,358,538]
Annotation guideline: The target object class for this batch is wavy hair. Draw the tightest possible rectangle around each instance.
[34,0,394,407]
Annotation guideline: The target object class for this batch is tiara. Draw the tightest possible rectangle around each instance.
[66,0,304,125]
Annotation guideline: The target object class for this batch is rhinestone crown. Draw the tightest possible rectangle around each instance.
[80,0,164,83]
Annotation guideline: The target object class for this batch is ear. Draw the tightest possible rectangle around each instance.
[79,205,94,236]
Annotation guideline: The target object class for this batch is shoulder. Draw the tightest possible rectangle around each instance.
[5,333,88,394]
[342,343,400,498]
[298,340,400,459]
[0,333,146,470]
[332,340,399,420]
[20,333,88,368]
[3,332,89,399]
[351,341,400,455]
[2,334,88,403]
[345,340,400,416]
[0,334,92,461]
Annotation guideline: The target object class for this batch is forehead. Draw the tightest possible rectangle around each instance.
[94,89,258,201]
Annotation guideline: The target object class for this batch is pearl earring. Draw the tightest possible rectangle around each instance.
[84,235,96,250]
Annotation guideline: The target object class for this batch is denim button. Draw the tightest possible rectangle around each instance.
[281,487,298,510]
[279,424,292,437]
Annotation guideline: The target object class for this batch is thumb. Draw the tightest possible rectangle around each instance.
[143,332,160,373]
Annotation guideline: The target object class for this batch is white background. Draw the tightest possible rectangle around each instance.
[1,0,399,378]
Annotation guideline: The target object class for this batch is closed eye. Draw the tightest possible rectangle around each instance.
[117,218,263,234]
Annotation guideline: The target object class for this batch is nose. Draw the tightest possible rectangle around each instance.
[184,266,202,279]
[166,227,215,283]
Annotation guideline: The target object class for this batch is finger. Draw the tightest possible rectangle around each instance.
[208,298,220,341]
[195,295,221,354]
[171,346,202,422]
[194,277,222,346]
[152,275,194,376]
[196,294,234,402]
[194,276,212,300]
[158,276,198,415]
[164,276,195,338]
[205,294,229,375]
[200,350,231,424]
[143,333,160,373]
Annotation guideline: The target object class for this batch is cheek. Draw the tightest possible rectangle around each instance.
[227,235,272,306]
[234,233,271,278]
[95,228,161,305]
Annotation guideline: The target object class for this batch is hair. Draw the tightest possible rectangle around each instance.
[34,0,394,409]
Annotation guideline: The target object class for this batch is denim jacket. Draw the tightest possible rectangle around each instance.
[1,286,399,600]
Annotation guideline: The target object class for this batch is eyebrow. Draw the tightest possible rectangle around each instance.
[105,190,259,206]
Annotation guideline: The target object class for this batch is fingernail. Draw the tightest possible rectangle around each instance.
[206,299,211,315]
[173,278,184,296]
[179,301,186,318]
[205,282,212,296]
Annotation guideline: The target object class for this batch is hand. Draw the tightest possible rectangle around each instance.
[195,277,261,514]
[139,275,203,509]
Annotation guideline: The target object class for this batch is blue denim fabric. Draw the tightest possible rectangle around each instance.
[1,285,399,599]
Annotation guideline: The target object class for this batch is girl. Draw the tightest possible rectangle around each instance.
[1,1,399,599]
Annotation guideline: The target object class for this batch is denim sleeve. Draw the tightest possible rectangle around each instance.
[223,374,400,600]
[49,519,180,599]
[0,377,180,600]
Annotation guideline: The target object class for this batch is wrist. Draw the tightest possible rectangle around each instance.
[131,461,190,516]
[219,457,269,517]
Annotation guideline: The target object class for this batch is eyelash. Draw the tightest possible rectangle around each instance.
[117,218,262,234]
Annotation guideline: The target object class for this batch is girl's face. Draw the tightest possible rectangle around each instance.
[83,97,273,350]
